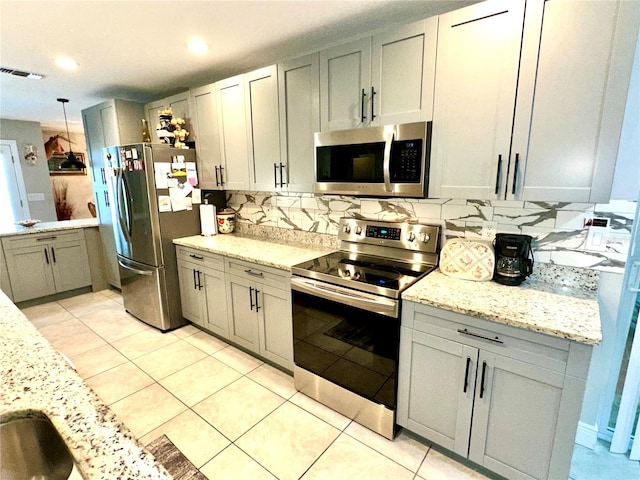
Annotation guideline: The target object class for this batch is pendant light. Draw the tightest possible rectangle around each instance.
[57,98,86,170]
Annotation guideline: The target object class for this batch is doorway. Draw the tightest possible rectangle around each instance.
[0,140,30,225]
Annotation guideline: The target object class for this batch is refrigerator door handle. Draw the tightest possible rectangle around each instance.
[117,168,133,241]
[118,259,153,276]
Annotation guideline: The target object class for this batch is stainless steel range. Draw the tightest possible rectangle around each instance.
[291,217,440,439]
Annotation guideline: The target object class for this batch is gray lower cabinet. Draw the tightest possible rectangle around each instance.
[2,230,92,303]
[225,258,293,371]
[176,246,228,338]
[397,300,592,480]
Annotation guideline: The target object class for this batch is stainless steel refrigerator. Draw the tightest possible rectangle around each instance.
[105,143,223,331]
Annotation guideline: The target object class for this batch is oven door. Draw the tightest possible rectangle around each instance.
[291,277,400,410]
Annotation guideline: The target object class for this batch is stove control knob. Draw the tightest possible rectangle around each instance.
[354,226,363,235]
[407,232,416,242]
[420,232,431,243]
[343,225,351,234]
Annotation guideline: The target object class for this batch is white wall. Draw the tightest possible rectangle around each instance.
[0,119,56,221]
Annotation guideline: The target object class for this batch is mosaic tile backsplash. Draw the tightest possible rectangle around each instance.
[226,191,637,274]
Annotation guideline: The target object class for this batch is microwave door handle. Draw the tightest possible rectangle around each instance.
[383,130,394,192]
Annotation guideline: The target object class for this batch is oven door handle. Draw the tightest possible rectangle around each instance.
[382,127,394,193]
[291,277,398,318]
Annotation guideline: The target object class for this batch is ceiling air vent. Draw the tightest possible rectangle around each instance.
[0,67,45,80]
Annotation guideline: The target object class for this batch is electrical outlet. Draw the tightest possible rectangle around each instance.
[481,221,497,239]
[585,217,610,251]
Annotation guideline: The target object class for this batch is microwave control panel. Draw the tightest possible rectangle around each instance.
[390,139,423,182]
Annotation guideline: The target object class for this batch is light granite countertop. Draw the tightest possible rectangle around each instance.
[402,270,601,345]
[173,233,335,270]
[0,219,99,237]
[0,290,170,479]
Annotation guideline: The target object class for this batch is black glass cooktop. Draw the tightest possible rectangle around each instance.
[292,251,435,297]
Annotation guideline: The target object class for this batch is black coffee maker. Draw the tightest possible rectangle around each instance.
[493,234,534,286]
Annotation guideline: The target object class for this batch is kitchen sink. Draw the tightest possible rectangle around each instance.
[0,411,76,480]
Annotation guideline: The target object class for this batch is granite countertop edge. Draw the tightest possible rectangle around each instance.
[0,219,99,237]
[0,290,170,479]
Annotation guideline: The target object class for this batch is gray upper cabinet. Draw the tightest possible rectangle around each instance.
[245,65,282,192]
[190,83,224,190]
[509,0,639,202]
[216,74,251,190]
[428,0,525,200]
[320,19,437,132]
[278,53,320,193]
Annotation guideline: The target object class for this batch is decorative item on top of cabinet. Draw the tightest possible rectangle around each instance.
[397,301,592,480]
[278,53,320,193]
[428,0,525,200]
[508,0,639,202]
[320,19,437,132]
[144,91,191,144]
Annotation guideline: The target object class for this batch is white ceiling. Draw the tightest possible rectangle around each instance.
[0,0,477,133]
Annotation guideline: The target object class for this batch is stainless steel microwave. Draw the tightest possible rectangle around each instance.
[314,121,431,197]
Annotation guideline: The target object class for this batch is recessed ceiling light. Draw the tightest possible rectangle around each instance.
[188,39,209,55]
[55,57,79,70]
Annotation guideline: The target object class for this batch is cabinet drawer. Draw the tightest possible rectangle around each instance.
[176,246,224,271]
[2,230,85,250]
[224,258,289,289]
[405,302,570,373]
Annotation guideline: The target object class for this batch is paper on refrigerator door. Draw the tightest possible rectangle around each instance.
[158,195,171,212]
[192,188,202,204]
[154,163,171,189]
[169,187,187,211]
[186,162,198,186]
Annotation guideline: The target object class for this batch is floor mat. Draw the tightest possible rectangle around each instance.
[146,434,207,480]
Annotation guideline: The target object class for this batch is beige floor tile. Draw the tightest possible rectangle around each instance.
[246,363,297,399]
[21,302,75,328]
[200,445,277,480]
[343,422,429,472]
[133,340,208,380]
[110,383,187,438]
[236,402,340,480]
[194,377,285,441]
[159,357,242,407]
[212,345,263,375]
[417,448,491,480]
[301,432,414,480]
[49,330,108,358]
[89,315,150,342]
[99,289,122,301]
[76,306,131,330]
[139,410,230,468]
[85,361,155,405]
[183,330,228,355]
[38,318,93,344]
[58,293,120,317]
[111,329,180,359]
[69,344,129,379]
[289,392,352,431]
[171,324,201,339]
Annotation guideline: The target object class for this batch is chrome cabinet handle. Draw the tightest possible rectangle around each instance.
[370,86,376,121]
[50,247,56,263]
[463,356,471,393]
[244,269,264,278]
[457,328,503,344]
[36,236,57,242]
[255,289,260,312]
[215,166,220,187]
[479,361,488,399]
[197,270,202,290]
[189,254,204,260]
[44,248,49,265]
[494,154,502,195]
[193,269,198,289]
[249,286,255,310]
[511,153,520,195]
[219,166,225,186]
[361,88,367,123]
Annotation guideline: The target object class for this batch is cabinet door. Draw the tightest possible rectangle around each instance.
[371,18,437,125]
[202,266,229,339]
[225,274,259,352]
[278,53,320,193]
[216,75,250,190]
[257,284,293,370]
[190,84,223,190]
[145,92,191,143]
[49,240,92,293]
[178,261,204,327]
[510,0,638,202]
[469,351,565,480]
[5,246,56,302]
[82,105,109,185]
[429,0,525,199]
[320,38,372,131]
[94,185,119,288]
[397,328,476,457]
[245,66,281,191]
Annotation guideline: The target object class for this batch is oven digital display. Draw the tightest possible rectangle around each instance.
[366,225,401,240]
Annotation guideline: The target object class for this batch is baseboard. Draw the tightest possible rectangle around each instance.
[575,421,599,449]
